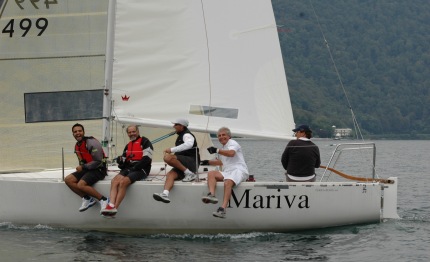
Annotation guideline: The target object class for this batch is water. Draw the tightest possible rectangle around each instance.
[1,140,429,261]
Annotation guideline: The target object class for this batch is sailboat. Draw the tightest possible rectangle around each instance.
[0,0,398,234]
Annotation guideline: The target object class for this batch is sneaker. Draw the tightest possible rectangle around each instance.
[101,203,118,216]
[99,198,110,211]
[182,173,197,182]
[101,214,116,219]
[202,193,218,204]
[153,192,170,203]
[213,207,226,218]
[79,197,96,212]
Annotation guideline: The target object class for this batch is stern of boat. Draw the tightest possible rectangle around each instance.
[382,177,400,219]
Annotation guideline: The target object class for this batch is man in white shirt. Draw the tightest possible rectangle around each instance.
[200,127,249,218]
[153,118,200,204]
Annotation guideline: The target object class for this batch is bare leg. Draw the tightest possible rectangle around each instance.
[164,170,179,191]
[109,174,122,205]
[164,154,187,172]
[114,176,132,208]
[207,170,223,195]
[221,179,235,209]
[65,174,85,197]
[77,180,103,200]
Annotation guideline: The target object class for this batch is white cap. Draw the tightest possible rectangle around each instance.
[171,118,189,127]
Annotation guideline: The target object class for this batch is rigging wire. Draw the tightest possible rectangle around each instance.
[309,0,364,141]
[198,0,214,148]
[309,1,382,179]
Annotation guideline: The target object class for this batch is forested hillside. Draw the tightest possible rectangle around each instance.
[273,0,430,139]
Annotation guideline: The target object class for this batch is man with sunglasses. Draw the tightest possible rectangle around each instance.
[153,118,200,203]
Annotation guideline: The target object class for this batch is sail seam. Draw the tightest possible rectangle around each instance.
[0,54,104,61]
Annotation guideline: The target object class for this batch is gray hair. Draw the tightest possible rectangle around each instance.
[217,127,231,137]
[126,125,140,133]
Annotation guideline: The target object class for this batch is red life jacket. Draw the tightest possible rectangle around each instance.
[126,137,144,161]
[75,137,93,164]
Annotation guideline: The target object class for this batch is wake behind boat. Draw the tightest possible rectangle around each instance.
[0,0,399,234]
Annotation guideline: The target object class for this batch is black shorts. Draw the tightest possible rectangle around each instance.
[172,155,199,180]
[72,169,106,186]
[119,169,148,183]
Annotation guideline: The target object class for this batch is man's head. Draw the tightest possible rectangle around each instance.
[292,124,312,139]
[72,123,85,142]
[172,118,189,133]
[217,127,232,145]
[126,125,140,141]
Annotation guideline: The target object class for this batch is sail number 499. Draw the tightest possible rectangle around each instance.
[2,18,48,37]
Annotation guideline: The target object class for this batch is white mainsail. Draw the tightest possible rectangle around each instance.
[110,0,295,140]
[0,0,108,171]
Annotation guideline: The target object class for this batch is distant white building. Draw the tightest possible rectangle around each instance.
[334,128,352,139]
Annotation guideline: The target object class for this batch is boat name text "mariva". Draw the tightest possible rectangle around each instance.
[229,189,309,209]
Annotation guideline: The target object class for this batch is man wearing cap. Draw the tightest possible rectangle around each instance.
[281,124,321,182]
[153,118,200,203]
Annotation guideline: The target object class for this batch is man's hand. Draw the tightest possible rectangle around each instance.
[200,160,210,166]
[116,156,126,169]
[76,165,84,172]
[207,147,218,154]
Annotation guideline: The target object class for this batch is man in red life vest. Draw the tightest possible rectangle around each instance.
[65,123,109,212]
[101,125,153,217]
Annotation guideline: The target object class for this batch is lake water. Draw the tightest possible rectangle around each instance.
[1,140,429,262]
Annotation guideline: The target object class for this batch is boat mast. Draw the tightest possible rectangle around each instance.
[102,0,117,158]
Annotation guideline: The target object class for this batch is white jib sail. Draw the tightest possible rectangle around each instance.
[110,0,295,140]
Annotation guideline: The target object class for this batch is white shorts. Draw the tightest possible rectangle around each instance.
[221,169,248,186]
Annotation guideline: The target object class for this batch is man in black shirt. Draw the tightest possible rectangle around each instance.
[281,125,321,182]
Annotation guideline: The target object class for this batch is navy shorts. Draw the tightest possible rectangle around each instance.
[172,155,199,180]
[119,169,148,183]
[72,169,106,186]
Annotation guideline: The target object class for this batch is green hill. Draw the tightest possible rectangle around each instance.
[273,0,430,139]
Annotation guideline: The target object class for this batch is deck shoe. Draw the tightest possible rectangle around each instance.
[101,213,116,219]
[101,203,118,216]
[79,197,96,212]
[153,192,170,203]
[202,193,218,204]
[99,197,110,211]
[182,173,197,182]
[213,207,226,218]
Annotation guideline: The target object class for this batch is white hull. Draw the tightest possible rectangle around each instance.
[0,165,399,234]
